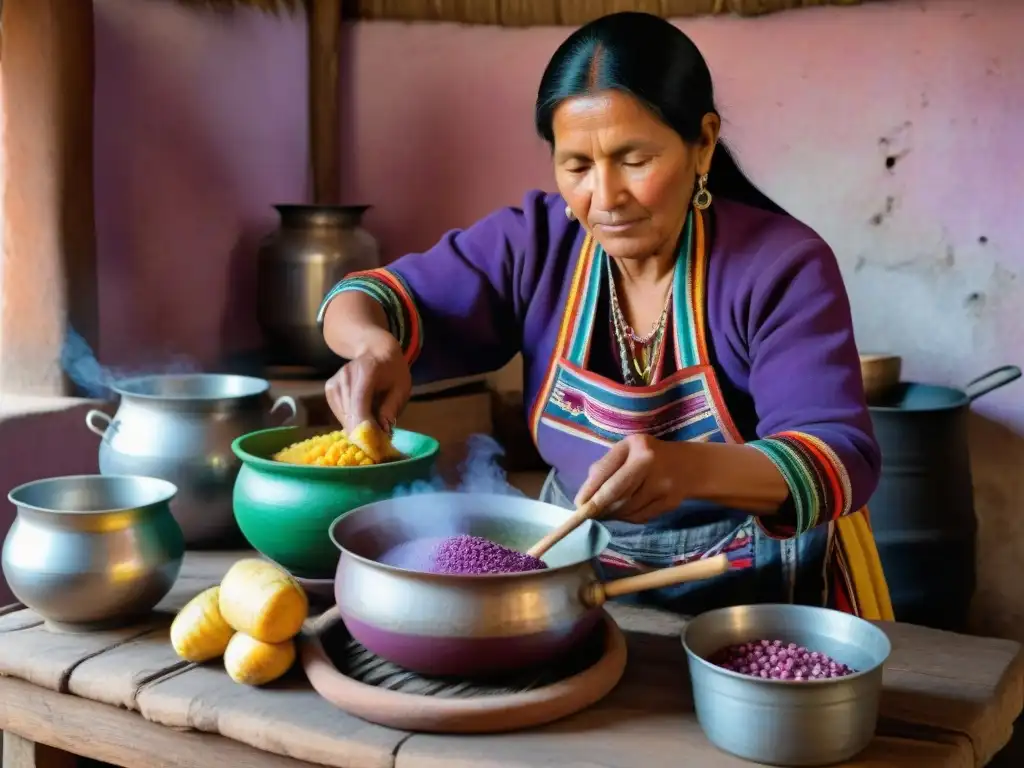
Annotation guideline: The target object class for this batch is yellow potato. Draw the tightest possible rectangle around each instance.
[217,559,308,643]
[223,632,296,686]
[170,586,234,663]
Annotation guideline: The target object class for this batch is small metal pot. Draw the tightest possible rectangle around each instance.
[331,492,728,677]
[3,475,185,630]
[84,374,297,545]
[683,604,891,766]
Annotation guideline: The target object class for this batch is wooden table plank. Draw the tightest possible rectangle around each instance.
[175,551,255,583]
[66,627,187,710]
[135,665,405,768]
[68,625,408,768]
[65,551,258,708]
[395,731,975,768]
[0,610,42,634]
[4,552,1023,768]
[878,620,1024,766]
[603,604,1024,765]
[0,551,240,693]
[0,619,163,692]
[61,550,406,768]
[0,675,327,768]
[392,610,978,768]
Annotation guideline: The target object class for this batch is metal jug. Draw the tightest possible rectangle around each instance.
[256,204,380,373]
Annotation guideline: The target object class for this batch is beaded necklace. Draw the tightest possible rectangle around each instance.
[606,257,672,386]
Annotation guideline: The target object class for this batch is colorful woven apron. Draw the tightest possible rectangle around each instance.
[530,207,893,621]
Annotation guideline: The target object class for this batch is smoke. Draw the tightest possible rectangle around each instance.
[61,327,201,399]
[456,434,526,496]
[61,328,114,398]
[392,434,526,497]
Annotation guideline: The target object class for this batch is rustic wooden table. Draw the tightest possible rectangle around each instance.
[0,552,1021,768]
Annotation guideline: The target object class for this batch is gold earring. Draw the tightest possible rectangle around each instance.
[564,205,576,221]
[693,173,712,210]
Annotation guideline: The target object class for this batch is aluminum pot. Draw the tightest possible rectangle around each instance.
[3,475,184,630]
[683,604,891,766]
[330,491,729,677]
[85,374,297,545]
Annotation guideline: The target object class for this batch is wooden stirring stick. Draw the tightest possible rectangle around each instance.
[526,499,603,559]
[581,553,730,608]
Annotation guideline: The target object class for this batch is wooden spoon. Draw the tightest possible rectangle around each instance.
[526,499,603,560]
[581,553,730,608]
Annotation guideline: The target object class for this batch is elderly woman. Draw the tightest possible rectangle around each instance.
[319,11,893,620]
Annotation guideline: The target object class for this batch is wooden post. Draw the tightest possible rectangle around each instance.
[308,0,342,205]
[0,0,98,395]
[2,732,76,768]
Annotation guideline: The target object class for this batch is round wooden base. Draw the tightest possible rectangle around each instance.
[301,607,627,734]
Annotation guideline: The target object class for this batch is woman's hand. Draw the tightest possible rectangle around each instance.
[573,434,691,524]
[573,434,792,524]
[325,332,412,434]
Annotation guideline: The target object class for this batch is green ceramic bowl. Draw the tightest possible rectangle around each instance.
[231,426,440,578]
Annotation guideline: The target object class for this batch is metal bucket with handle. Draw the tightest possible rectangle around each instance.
[867,365,1021,631]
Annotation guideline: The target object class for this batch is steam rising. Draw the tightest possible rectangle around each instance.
[392,433,525,498]
[62,327,200,398]
[375,434,528,570]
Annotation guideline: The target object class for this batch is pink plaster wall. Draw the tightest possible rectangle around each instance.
[93,0,1024,411]
[46,0,1024,636]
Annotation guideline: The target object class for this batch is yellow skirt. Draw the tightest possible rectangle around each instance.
[833,508,895,621]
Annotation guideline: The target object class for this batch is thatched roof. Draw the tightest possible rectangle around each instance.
[176,0,871,24]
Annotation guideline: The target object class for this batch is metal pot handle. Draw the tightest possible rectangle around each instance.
[270,395,298,425]
[85,409,112,437]
[581,553,730,608]
[964,365,1022,402]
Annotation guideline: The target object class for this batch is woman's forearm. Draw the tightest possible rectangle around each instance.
[322,292,396,360]
[685,442,790,515]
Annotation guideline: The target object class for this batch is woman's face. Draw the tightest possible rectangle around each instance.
[552,90,719,261]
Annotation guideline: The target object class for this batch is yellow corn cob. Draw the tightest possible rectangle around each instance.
[223,632,296,686]
[348,420,404,463]
[272,430,375,467]
[170,586,235,662]
[218,559,308,644]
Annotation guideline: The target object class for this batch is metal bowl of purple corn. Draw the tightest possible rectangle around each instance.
[682,603,891,766]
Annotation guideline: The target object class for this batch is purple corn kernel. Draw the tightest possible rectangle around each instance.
[708,638,856,682]
[430,535,548,575]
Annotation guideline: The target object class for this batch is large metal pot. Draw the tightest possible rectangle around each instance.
[330,492,729,677]
[3,475,184,630]
[85,374,297,546]
[867,364,1021,631]
[257,204,380,373]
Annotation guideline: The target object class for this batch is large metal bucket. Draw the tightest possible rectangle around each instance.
[867,365,1020,630]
